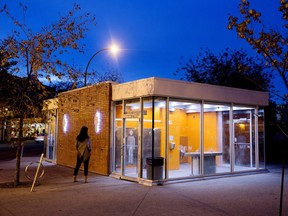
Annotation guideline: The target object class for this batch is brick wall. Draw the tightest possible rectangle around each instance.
[57,82,112,175]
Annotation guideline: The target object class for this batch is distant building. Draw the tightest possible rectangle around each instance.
[0,71,55,143]
[44,77,269,186]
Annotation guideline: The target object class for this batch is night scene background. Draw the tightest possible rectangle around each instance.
[0,2,287,214]
[0,0,285,98]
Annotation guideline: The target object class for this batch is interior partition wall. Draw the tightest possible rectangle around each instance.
[111,97,264,183]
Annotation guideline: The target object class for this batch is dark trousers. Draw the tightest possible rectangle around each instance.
[73,154,90,176]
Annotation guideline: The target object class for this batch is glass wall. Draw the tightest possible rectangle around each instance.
[142,97,166,179]
[112,97,264,183]
[203,103,231,175]
[168,99,201,178]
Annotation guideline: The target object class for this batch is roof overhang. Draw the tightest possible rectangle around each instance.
[112,77,269,106]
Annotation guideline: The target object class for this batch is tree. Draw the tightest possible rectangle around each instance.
[228,2,287,214]
[0,2,96,186]
[0,50,17,118]
[176,48,273,92]
[227,0,287,102]
[90,68,123,84]
[227,0,288,149]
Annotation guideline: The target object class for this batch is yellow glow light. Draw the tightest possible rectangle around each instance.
[239,123,245,130]
[110,44,120,54]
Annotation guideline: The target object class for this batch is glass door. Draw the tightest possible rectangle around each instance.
[233,109,253,171]
[122,118,139,179]
[113,99,140,180]
[120,99,141,180]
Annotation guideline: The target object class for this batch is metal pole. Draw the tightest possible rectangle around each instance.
[279,142,286,216]
[152,96,155,180]
[30,153,44,192]
[84,48,109,86]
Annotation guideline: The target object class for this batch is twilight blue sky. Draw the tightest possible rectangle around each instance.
[0,0,285,96]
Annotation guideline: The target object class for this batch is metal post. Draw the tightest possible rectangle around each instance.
[151,96,155,179]
[84,48,109,86]
[30,153,44,192]
[279,142,286,216]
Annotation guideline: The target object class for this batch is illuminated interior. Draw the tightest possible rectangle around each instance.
[112,97,265,181]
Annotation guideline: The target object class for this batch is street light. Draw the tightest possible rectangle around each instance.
[84,45,120,86]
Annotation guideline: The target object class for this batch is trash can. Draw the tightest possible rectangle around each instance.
[146,157,164,180]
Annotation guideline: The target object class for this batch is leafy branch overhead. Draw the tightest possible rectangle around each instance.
[0,3,96,83]
[228,0,287,99]
[228,0,287,140]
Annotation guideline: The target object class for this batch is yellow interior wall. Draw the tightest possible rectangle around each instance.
[187,113,201,152]
[115,105,123,127]
[168,111,218,170]
[168,109,187,170]
[154,107,166,158]
[203,112,218,152]
[115,103,219,171]
[187,112,218,152]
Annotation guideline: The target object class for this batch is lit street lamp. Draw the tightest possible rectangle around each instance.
[84,45,119,86]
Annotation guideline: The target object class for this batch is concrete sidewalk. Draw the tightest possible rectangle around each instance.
[0,156,287,216]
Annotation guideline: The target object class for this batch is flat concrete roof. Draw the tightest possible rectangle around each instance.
[112,77,269,106]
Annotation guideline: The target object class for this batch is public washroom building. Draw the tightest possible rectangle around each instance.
[44,77,269,185]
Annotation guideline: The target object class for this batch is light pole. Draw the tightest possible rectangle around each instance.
[84,45,119,86]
